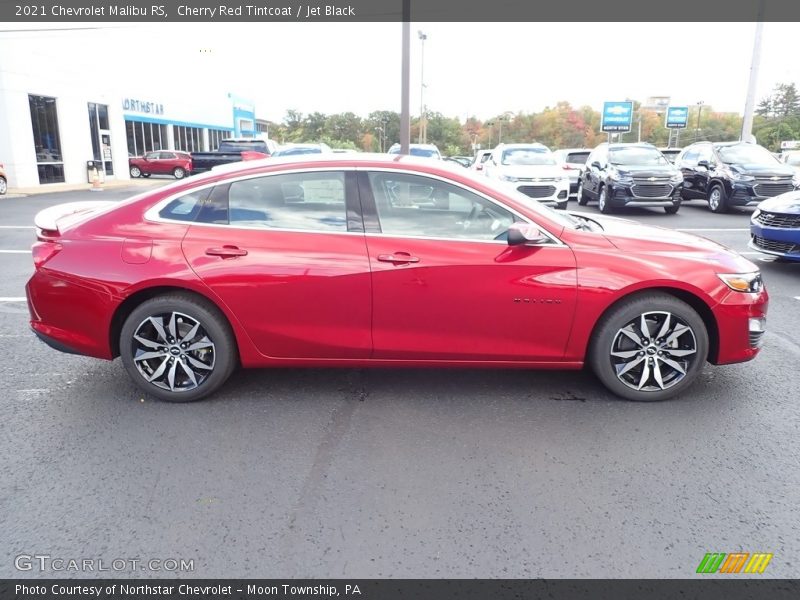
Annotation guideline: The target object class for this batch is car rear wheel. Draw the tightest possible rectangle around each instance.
[598,186,613,213]
[129,166,141,178]
[0,176,6,195]
[589,293,708,401]
[708,184,728,213]
[120,294,237,402]
[577,180,589,205]
[173,167,186,179]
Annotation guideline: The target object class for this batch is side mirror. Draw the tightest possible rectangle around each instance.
[591,161,603,170]
[507,223,549,246]
[697,160,710,169]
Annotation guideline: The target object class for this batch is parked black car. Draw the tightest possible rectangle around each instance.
[190,139,273,174]
[577,143,683,214]
[676,141,799,213]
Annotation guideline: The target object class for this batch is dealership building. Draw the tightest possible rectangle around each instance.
[0,28,261,189]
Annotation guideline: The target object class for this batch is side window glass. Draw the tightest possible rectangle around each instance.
[696,146,713,164]
[161,152,175,160]
[228,171,348,232]
[682,148,699,165]
[145,152,158,160]
[158,188,211,222]
[368,172,516,241]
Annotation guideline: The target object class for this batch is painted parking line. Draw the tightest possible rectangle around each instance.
[0,250,31,254]
[795,297,800,302]
[0,226,35,229]
[0,297,26,302]
[676,228,750,232]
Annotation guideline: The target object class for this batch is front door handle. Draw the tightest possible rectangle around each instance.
[377,252,420,264]
[205,245,248,258]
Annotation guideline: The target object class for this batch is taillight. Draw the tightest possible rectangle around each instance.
[562,164,576,170]
[32,241,62,269]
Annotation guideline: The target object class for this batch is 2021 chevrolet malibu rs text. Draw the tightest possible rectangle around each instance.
[27,154,768,402]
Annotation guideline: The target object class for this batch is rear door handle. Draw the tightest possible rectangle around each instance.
[377,252,420,264]
[205,245,248,258]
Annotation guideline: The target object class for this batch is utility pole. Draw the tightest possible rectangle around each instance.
[418,31,427,144]
[695,101,704,142]
[400,11,410,155]
[741,6,765,143]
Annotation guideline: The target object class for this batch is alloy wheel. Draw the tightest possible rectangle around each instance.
[709,188,720,211]
[131,311,216,392]
[609,311,698,392]
[130,166,141,178]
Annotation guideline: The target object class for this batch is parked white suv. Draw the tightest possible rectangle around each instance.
[484,143,570,209]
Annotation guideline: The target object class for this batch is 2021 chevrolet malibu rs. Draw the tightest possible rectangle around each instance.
[26,154,768,403]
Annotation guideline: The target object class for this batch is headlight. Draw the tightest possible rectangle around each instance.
[717,272,763,293]
[500,175,519,182]
[670,172,683,183]
[560,175,570,182]
[792,173,800,187]
[752,208,761,220]
[729,170,755,182]
[610,171,633,184]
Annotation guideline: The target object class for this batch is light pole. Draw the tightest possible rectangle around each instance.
[695,101,704,142]
[418,30,427,144]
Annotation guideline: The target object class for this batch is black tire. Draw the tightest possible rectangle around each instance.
[119,293,238,402]
[556,200,568,210]
[708,183,728,213]
[173,167,186,179]
[664,203,680,214]
[143,173,151,178]
[129,166,141,178]
[588,293,709,402]
[577,179,589,205]
[598,185,613,214]
[0,176,6,195]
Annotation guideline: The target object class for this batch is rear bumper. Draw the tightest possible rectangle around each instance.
[26,271,116,360]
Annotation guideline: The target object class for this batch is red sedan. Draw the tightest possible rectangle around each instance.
[27,155,768,402]
[129,150,192,179]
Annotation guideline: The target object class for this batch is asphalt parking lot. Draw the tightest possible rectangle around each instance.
[1,185,798,578]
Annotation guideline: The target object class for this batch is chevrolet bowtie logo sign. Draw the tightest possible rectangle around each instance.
[696,552,773,574]
[648,177,656,181]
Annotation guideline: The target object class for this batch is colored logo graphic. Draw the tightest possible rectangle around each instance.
[696,552,773,574]
[601,101,634,133]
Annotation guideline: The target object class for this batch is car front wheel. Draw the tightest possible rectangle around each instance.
[0,176,6,195]
[708,184,728,213]
[119,294,237,402]
[598,186,613,213]
[589,293,708,401]
[577,180,589,205]
[129,166,141,178]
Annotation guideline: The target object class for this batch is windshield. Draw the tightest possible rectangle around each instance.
[409,147,440,158]
[717,144,778,165]
[566,152,590,164]
[501,147,556,166]
[609,147,669,166]
[220,141,268,152]
[273,147,322,156]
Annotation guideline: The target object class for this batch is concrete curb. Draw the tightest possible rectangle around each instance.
[5,178,168,197]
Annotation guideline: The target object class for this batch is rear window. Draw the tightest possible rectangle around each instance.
[566,152,590,164]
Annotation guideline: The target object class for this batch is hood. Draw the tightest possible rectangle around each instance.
[757,190,800,214]
[586,214,758,273]
[496,164,565,179]
[725,163,795,177]
[610,164,679,178]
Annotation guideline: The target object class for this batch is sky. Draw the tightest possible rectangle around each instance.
[3,22,799,122]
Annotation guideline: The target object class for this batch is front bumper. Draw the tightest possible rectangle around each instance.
[510,179,570,206]
[728,180,798,207]
[609,181,683,208]
[712,287,769,365]
[749,220,800,260]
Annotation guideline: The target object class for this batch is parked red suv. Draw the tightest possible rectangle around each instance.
[129,151,192,179]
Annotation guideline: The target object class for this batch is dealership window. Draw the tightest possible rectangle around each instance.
[228,172,347,232]
[125,120,167,156]
[88,103,113,175]
[367,171,515,241]
[173,125,203,152]
[208,128,229,151]
[29,94,65,184]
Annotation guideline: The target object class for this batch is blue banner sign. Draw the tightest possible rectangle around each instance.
[665,106,689,129]
[601,101,633,133]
